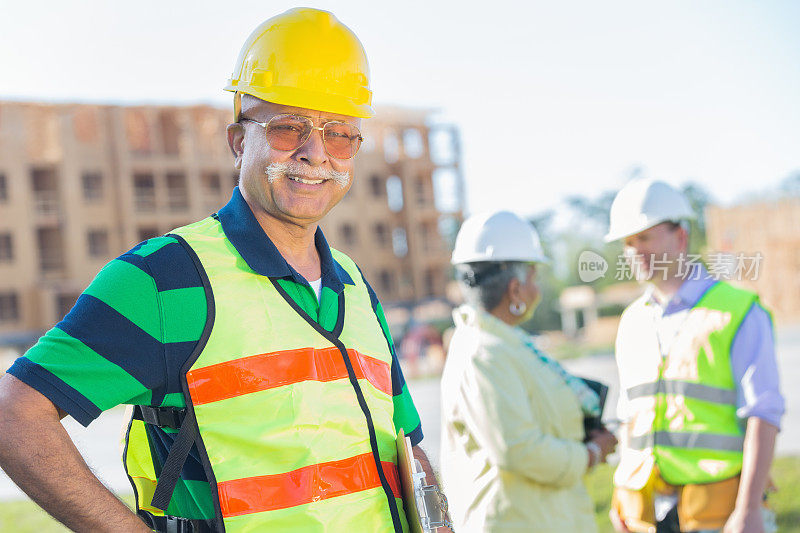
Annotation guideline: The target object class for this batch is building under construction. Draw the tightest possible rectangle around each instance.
[0,101,463,347]
[706,197,800,322]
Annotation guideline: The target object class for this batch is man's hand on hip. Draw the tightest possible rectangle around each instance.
[0,374,149,532]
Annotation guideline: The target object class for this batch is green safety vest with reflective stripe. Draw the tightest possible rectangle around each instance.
[618,281,759,486]
[123,217,409,532]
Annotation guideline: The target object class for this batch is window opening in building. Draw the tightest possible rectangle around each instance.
[432,168,461,213]
[87,229,110,258]
[138,227,160,242]
[369,175,384,197]
[0,173,8,202]
[82,172,104,201]
[392,227,408,258]
[386,175,403,212]
[166,172,189,211]
[0,233,13,262]
[37,227,65,272]
[374,223,390,247]
[31,167,59,215]
[340,223,357,246]
[383,130,400,163]
[402,129,425,159]
[133,173,156,212]
[0,292,19,322]
[379,269,394,295]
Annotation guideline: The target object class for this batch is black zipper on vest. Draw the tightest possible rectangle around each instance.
[270,278,404,533]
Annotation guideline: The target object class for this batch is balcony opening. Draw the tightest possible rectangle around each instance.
[386,175,403,212]
[424,268,438,297]
[379,270,394,295]
[383,130,400,164]
[137,227,160,242]
[374,223,390,247]
[0,233,13,262]
[37,227,65,273]
[166,172,189,211]
[340,223,357,246]
[402,129,425,159]
[56,292,81,319]
[429,127,458,166]
[369,175,384,197]
[0,173,7,202]
[31,167,59,215]
[415,175,429,205]
[392,227,408,258]
[82,171,104,201]
[0,292,19,323]
[87,229,110,258]
[133,172,156,212]
[433,168,461,213]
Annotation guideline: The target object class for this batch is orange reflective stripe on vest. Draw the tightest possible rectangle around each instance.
[219,453,401,517]
[187,347,393,405]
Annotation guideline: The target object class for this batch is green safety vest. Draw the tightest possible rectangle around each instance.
[620,281,760,486]
[123,216,409,532]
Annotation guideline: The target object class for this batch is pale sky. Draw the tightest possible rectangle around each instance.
[2,0,798,216]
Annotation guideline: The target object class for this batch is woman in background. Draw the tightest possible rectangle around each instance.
[440,210,617,532]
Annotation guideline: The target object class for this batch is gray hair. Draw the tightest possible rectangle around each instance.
[456,262,530,312]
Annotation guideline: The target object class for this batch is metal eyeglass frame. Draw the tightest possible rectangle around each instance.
[240,115,364,159]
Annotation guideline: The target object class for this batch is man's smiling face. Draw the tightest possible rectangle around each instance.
[228,95,360,226]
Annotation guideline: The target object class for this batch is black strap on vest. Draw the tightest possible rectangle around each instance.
[133,405,186,430]
[150,408,200,511]
[138,510,214,533]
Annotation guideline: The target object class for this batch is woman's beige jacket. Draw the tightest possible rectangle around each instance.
[441,305,597,532]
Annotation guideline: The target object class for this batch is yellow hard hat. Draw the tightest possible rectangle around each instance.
[224,8,373,120]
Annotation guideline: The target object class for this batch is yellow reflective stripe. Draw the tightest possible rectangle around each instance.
[627,380,737,404]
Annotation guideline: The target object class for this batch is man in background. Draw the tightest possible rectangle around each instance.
[606,179,783,533]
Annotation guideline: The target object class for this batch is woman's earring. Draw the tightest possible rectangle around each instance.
[509,301,527,316]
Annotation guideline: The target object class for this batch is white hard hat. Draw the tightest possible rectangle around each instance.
[451,210,548,265]
[604,179,695,243]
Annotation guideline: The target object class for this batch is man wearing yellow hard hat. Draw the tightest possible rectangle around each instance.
[0,9,439,532]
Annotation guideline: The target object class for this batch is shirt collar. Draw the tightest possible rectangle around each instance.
[454,304,529,347]
[216,187,354,291]
[646,263,717,314]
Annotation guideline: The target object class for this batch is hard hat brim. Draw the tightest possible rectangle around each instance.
[226,85,374,119]
[604,216,693,243]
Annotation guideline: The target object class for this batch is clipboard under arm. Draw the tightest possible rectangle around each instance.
[396,429,454,533]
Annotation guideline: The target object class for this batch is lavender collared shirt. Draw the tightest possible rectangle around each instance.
[647,265,785,429]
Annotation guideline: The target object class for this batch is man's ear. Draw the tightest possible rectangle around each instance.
[227,123,245,169]
[678,225,690,254]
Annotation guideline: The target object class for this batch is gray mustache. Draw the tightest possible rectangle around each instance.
[265,163,350,189]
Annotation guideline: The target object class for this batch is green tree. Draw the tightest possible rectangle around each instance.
[680,182,712,253]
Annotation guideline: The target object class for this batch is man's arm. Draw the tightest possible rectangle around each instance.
[0,374,149,532]
[411,445,452,533]
[723,417,778,533]
[411,445,437,489]
[723,303,783,533]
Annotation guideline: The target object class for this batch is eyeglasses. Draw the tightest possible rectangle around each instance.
[240,114,363,159]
